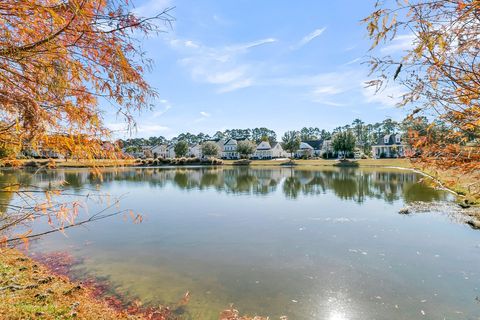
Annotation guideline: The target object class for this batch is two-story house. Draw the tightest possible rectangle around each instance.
[372,134,406,158]
[150,144,168,158]
[295,142,315,158]
[253,141,288,159]
[188,143,202,158]
[222,139,240,159]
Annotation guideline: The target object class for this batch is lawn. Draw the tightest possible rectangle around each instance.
[222,158,412,168]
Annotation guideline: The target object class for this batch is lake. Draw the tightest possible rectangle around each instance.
[5,166,480,319]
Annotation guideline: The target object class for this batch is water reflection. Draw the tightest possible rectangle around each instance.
[4,167,474,320]
[16,167,449,204]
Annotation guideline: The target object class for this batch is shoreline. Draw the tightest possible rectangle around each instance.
[0,248,141,320]
[0,248,267,320]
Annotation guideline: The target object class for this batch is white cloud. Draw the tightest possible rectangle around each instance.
[292,27,327,49]
[228,38,277,51]
[170,36,277,92]
[380,34,416,54]
[217,78,253,93]
[193,111,212,123]
[152,99,172,118]
[345,57,362,65]
[107,122,169,136]
[137,124,170,134]
[362,83,406,108]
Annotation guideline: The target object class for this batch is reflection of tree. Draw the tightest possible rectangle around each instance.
[235,174,258,193]
[200,172,220,188]
[173,172,189,189]
[0,172,18,215]
[283,176,302,199]
[403,183,445,203]
[17,167,449,204]
[330,171,358,200]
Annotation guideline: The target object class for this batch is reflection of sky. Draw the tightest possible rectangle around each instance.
[6,168,479,320]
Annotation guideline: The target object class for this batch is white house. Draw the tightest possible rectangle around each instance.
[166,144,176,158]
[253,141,288,159]
[321,139,333,156]
[223,139,239,159]
[150,144,168,158]
[302,140,323,156]
[372,134,406,158]
[295,142,315,158]
[188,143,202,158]
[202,139,225,158]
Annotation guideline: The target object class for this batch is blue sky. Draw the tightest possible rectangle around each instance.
[106,0,411,139]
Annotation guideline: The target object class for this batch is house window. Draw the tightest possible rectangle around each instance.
[396,136,401,143]
[384,137,389,144]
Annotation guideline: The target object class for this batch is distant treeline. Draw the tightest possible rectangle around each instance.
[118,117,443,154]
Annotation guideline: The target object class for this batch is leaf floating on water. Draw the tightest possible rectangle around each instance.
[291,300,298,303]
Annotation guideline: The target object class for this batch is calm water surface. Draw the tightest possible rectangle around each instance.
[6,167,480,320]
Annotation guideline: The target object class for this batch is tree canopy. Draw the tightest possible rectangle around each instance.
[201,141,220,158]
[282,131,301,158]
[332,131,356,159]
[174,140,189,158]
[236,141,256,159]
[364,0,480,191]
[0,0,172,160]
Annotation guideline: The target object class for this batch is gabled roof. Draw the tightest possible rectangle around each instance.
[224,139,238,145]
[375,134,403,145]
[302,140,323,150]
[299,142,314,150]
[270,142,282,149]
[256,141,272,150]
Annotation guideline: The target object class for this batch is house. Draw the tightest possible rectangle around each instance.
[202,139,225,158]
[295,142,315,158]
[166,144,176,158]
[372,134,406,158]
[150,144,168,158]
[253,141,288,159]
[302,140,323,156]
[222,139,240,159]
[188,143,202,158]
[321,139,333,156]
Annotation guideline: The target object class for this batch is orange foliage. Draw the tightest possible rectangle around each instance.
[0,0,172,160]
[364,0,480,196]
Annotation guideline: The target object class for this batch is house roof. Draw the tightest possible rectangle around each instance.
[375,134,403,145]
[302,140,323,150]
[299,142,314,150]
[224,139,238,145]
[270,142,281,149]
[256,141,272,150]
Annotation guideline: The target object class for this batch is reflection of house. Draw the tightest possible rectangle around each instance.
[150,144,168,158]
[295,142,315,158]
[253,141,288,159]
[372,134,406,158]
[223,139,239,159]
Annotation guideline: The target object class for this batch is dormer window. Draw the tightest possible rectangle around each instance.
[396,136,401,143]
[384,137,389,144]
